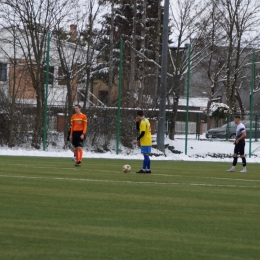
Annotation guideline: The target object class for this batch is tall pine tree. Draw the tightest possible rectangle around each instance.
[93,0,164,108]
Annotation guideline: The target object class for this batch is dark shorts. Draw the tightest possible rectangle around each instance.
[234,140,245,155]
[72,131,84,147]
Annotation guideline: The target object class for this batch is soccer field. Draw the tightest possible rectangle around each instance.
[0,156,260,260]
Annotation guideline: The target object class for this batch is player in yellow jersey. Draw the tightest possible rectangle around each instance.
[133,110,152,173]
[70,104,88,166]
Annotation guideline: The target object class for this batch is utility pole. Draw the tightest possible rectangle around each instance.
[157,0,169,152]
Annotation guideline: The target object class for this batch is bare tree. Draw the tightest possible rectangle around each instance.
[214,0,260,113]
[154,0,162,103]
[167,0,209,139]
[81,0,106,109]
[138,0,147,106]
[2,0,77,148]
[0,5,19,147]
[129,0,137,107]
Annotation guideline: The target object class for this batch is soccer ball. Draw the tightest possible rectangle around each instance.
[122,164,131,173]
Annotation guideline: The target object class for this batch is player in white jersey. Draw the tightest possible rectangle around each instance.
[227,115,247,172]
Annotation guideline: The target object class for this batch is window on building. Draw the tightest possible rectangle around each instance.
[43,66,54,85]
[0,63,7,81]
[99,90,108,104]
[58,66,67,85]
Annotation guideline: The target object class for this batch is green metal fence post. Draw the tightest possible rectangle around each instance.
[116,39,123,155]
[43,32,51,151]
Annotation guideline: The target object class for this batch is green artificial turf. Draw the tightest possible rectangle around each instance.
[0,156,259,259]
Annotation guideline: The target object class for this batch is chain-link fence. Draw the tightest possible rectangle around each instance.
[1,105,260,156]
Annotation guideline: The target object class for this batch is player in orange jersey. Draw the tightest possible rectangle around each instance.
[70,104,88,166]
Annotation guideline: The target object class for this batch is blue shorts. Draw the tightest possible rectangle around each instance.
[141,146,151,154]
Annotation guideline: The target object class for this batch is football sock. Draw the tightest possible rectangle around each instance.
[76,149,80,162]
[142,155,150,170]
[79,149,83,162]
[242,157,246,167]
[142,156,147,170]
[146,156,150,169]
[232,157,238,166]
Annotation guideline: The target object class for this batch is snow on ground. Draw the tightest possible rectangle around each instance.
[0,134,260,163]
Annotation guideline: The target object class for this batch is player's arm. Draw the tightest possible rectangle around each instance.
[70,118,74,138]
[238,131,246,141]
[83,115,88,134]
[137,120,146,140]
[137,131,145,141]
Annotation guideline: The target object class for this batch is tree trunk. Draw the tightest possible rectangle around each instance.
[129,0,137,108]
[138,0,147,107]
[32,92,43,149]
[8,57,17,147]
[169,75,181,140]
[235,89,245,115]
[108,0,115,106]
[153,0,161,108]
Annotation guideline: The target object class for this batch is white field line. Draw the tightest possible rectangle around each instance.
[151,174,260,182]
[12,164,77,170]
[0,174,259,189]
[11,164,260,183]
[7,163,260,183]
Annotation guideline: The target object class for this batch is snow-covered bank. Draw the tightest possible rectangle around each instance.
[1,134,260,163]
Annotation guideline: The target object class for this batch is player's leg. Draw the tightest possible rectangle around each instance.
[240,155,246,172]
[145,146,152,173]
[77,132,84,165]
[73,149,76,161]
[136,147,147,173]
[73,147,80,166]
[78,147,83,165]
[227,143,239,172]
[227,151,238,172]
[145,153,151,174]
[240,143,246,172]
[136,146,151,174]
[72,131,82,166]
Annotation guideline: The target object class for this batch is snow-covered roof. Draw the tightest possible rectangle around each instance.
[178,97,208,108]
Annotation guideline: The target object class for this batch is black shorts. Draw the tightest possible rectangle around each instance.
[72,131,84,147]
[234,140,245,155]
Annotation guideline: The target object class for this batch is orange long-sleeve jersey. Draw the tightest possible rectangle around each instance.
[70,113,88,136]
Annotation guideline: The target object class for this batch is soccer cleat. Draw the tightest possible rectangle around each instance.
[146,170,152,174]
[74,162,81,167]
[136,169,146,173]
[240,169,247,173]
[226,168,235,172]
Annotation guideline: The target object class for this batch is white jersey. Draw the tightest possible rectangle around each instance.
[236,122,246,140]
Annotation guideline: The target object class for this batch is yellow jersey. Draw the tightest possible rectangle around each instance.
[139,118,152,146]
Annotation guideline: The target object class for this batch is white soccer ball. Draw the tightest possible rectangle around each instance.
[122,164,131,173]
